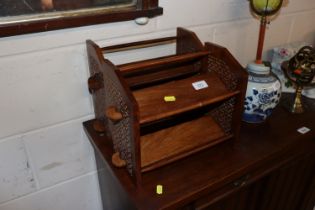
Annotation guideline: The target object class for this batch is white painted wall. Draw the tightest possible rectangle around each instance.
[0,0,314,209]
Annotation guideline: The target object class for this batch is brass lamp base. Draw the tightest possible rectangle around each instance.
[284,86,304,114]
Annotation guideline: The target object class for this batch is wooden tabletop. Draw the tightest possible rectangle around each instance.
[83,94,315,210]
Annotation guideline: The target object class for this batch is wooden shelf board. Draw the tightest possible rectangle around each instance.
[132,72,240,125]
[140,115,232,172]
[118,51,209,73]
[124,64,198,88]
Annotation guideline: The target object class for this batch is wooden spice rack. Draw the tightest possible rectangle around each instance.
[86,27,248,185]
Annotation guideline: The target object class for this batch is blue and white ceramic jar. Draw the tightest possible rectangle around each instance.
[243,63,281,123]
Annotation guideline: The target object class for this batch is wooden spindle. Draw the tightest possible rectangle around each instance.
[105,106,123,123]
[88,73,104,93]
[112,152,126,168]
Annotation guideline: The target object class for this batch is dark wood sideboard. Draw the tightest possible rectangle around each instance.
[83,94,315,210]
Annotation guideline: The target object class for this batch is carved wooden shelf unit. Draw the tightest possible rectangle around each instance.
[86,27,248,185]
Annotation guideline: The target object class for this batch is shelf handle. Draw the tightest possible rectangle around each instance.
[112,152,126,168]
[88,73,104,93]
[105,106,123,123]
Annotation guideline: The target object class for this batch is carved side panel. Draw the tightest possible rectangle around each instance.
[87,44,135,177]
[176,27,205,73]
[88,55,107,121]
[207,53,239,134]
[210,97,236,135]
[103,74,134,175]
[207,55,239,91]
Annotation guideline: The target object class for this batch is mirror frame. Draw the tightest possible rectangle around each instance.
[0,0,162,37]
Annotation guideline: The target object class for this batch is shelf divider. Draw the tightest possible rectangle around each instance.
[140,115,233,172]
[133,71,240,125]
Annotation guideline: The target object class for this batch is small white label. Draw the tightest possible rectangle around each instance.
[192,80,208,90]
[297,127,311,134]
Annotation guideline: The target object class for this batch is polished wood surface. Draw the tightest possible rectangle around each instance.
[86,27,248,186]
[140,115,230,172]
[87,38,142,185]
[118,51,209,73]
[133,71,239,124]
[84,94,315,210]
[102,37,176,53]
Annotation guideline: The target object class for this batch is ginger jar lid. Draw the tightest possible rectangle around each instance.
[247,62,270,75]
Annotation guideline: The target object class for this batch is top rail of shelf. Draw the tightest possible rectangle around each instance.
[117,51,210,73]
[101,37,177,53]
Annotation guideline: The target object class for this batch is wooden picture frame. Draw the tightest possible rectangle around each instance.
[0,0,162,37]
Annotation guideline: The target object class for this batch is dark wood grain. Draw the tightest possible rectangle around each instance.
[86,27,247,186]
[205,42,248,140]
[84,94,315,210]
[102,37,176,53]
[133,71,240,124]
[87,39,142,185]
[123,64,200,88]
[140,115,230,172]
[118,51,209,73]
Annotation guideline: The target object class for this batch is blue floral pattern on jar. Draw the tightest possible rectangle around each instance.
[243,71,281,123]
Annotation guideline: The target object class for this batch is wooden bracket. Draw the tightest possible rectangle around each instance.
[105,106,123,123]
[112,152,126,168]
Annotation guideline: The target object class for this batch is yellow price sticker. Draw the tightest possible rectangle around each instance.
[164,96,176,102]
[156,185,163,195]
